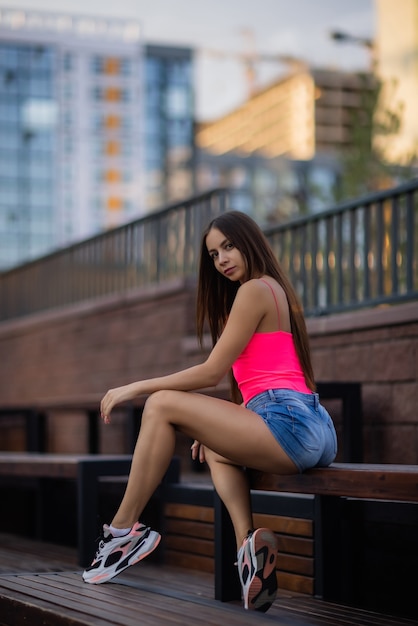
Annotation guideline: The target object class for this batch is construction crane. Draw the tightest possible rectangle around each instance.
[201,28,307,97]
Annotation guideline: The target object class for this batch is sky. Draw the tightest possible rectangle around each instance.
[3,0,375,120]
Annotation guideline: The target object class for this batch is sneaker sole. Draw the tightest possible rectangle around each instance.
[243,528,278,612]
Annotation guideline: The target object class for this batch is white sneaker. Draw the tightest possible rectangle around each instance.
[237,528,278,611]
[82,522,161,584]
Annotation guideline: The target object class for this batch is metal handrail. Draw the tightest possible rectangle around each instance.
[0,180,417,321]
[0,188,229,321]
[264,178,418,315]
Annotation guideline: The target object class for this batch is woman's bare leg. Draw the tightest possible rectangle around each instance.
[111,389,297,530]
[204,449,253,550]
[111,396,177,528]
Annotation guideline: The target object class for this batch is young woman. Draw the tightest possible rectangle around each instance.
[82,211,337,613]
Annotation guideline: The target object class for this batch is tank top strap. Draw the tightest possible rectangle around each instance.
[258,278,281,330]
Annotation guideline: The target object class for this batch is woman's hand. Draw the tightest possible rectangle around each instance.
[100,383,137,423]
[191,440,206,463]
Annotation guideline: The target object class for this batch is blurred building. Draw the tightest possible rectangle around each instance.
[195,68,375,224]
[0,8,194,270]
[5,5,414,269]
[375,0,418,164]
[144,45,194,210]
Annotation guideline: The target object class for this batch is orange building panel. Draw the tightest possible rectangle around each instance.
[104,58,120,74]
[106,140,120,155]
[104,87,121,101]
[105,170,121,183]
[105,115,120,129]
[107,196,122,211]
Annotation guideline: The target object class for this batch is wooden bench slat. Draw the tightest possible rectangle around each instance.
[277,571,314,596]
[164,551,215,573]
[251,463,418,502]
[165,502,215,523]
[254,512,313,537]
[164,535,214,558]
[277,594,413,626]
[278,553,314,577]
[1,541,417,626]
[277,535,314,557]
[164,517,214,541]
[0,453,132,479]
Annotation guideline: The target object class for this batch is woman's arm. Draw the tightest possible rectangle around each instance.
[100,280,268,419]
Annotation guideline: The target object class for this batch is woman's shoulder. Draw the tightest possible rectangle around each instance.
[238,278,270,296]
[238,277,289,321]
[236,278,279,308]
[239,277,280,294]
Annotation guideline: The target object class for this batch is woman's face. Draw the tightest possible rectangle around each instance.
[205,227,247,282]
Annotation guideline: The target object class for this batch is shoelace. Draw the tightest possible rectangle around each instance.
[94,537,105,559]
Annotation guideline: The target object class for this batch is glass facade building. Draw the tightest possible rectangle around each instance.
[0,43,56,268]
[144,45,195,210]
[0,9,195,270]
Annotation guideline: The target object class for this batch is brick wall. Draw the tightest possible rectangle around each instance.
[0,278,417,463]
[308,301,418,464]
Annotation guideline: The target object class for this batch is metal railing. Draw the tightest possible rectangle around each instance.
[0,180,417,321]
[0,189,229,321]
[266,178,418,315]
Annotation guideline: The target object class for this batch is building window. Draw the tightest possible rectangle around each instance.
[93,87,130,102]
[105,169,121,183]
[107,196,122,211]
[105,140,120,156]
[104,87,121,101]
[63,53,73,71]
[91,56,131,76]
[104,58,120,74]
[105,114,120,129]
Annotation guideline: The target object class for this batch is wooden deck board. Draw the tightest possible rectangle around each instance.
[0,534,417,626]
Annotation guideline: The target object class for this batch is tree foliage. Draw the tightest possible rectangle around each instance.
[335,73,416,201]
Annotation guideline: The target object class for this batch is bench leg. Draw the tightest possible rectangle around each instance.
[342,388,363,463]
[314,494,357,602]
[25,410,46,452]
[77,459,132,567]
[214,492,241,602]
[86,410,100,454]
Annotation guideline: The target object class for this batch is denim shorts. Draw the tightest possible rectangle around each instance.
[246,388,338,473]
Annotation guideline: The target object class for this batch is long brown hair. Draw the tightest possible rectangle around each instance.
[196,211,316,401]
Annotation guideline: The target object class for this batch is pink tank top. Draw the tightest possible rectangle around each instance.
[232,279,311,404]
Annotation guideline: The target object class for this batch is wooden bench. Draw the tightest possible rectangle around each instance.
[0,397,144,454]
[0,559,417,626]
[0,453,179,568]
[215,463,418,619]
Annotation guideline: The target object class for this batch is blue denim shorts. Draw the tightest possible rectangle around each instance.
[246,388,338,473]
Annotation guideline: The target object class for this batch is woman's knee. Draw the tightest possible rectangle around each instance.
[204,447,234,467]
[202,446,216,466]
[142,390,193,428]
[142,390,176,420]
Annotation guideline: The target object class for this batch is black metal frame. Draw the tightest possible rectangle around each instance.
[316,382,363,462]
[1,179,417,322]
